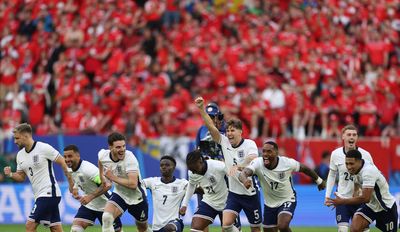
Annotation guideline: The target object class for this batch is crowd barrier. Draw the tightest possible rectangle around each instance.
[0,183,399,226]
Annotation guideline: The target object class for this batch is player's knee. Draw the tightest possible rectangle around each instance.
[70,225,84,232]
[102,212,115,227]
[25,220,37,232]
[338,225,349,232]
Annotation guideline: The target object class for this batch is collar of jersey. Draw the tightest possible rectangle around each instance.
[231,138,244,149]
[72,159,83,172]
[25,141,37,153]
[161,176,176,184]
[109,152,120,163]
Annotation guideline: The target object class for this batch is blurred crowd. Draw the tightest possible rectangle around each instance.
[1,0,400,145]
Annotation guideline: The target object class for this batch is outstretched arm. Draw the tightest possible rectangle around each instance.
[194,97,221,143]
[327,188,373,206]
[299,164,326,190]
[180,182,196,215]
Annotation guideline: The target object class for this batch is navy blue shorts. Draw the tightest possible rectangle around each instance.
[109,193,148,222]
[153,218,184,232]
[335,204,360,225]
[225,191,262,226]
[355,203,398,232]
[28,197,61,227]
[262,201,297,228]
[194,201,223,223]
[74,205,122,230]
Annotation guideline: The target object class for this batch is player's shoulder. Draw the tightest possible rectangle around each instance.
[124,150,138,161]
[357,147,371,156]
[361,162,377,174]
[331,147,344,156]
[81,160,97,170]
[98,149,109,159]
[243,138,257,146]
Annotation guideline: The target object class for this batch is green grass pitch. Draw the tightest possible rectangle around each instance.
[0,225,382,231]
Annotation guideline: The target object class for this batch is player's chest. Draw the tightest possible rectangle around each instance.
[102,161,126,175]
[19,153,45,170]
[261,169,291,183]
[153,183,185,195]
[225,149,246,164]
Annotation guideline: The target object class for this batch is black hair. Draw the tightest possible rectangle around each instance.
[63,144,79,153]
[107,132,126,146]
[186,150,203,165]
[160,155,176,166]
[264,141,279,151]
[346,149,362,160]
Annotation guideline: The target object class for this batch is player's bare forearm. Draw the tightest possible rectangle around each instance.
[195,97,221,142]
[299,164,319,180]
[56,156,75,190]
[11,171,26,182]
[111,173,138,189]
[238,168,253,184]
[90,182,111,200]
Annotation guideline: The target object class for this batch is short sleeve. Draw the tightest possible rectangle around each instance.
[125,151,139,173]
[286,157,300,172]
[362,167,377,188]
[247,157,262,173]
[42,143,60,161]
[246,140,259,156]
[142,177,155,189]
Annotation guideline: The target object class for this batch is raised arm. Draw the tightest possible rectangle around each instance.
[3,166,26,182]
[195,97,221,143]
[55,155,74,193]
[299,163,326,190]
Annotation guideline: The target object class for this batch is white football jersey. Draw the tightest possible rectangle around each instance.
[186,160,228,211]
[218,135,259,196]
[16,141,61,200]
[355,161,395,212]
[248,156,299,207]
[98,149,145,205]
[143,177,188,231]
[329,147,373,198]
[69,160,108,211]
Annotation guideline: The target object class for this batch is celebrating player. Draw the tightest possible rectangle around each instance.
[195,97,262,232]
[98,132,150,232]
[239,141,326,232]
[180,150,228,231]
[327,149,398,232]
[143,155,188,232]
[324,125,374,232]
[3,123,74,232]
[63,144,122,232]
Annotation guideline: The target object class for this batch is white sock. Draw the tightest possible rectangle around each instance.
[223,225,240,232]
[338,225,348,232]
[70,225,84,232]
[102,212,115,232]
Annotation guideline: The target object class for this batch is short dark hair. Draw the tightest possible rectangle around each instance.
[346,149,362,160]
[186,150,202,165]
[13,123,32,134]
[264,141,278,151]
[108,132,126,146]
[161,155,176,166]
[64,144,79,153]
[226,118,242,130]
